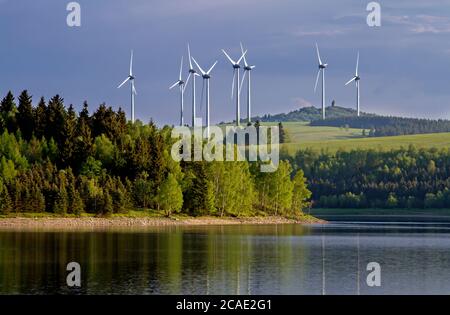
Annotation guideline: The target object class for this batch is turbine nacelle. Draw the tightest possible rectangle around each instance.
[319,64,327,69]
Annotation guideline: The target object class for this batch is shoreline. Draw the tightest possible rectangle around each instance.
[0,215,325,230]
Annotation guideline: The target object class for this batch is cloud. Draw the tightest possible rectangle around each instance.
[290,29,347,37]
[291,97,313,108]
[385,14,450,34]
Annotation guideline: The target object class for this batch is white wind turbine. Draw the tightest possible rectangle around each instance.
[169,56,191,126]
[239,42,255,124]
[117,50,137,123]
[345,52,361,117]
[314,43,328,120]
[191,57,218,138]
[222,47,247,126]
[187,44,200,127]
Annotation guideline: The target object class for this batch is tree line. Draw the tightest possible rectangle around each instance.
[0,90,311,217]
[285,146,450,209]
[310,115,450,137]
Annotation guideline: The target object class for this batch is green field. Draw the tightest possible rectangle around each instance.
[279,122,450,154]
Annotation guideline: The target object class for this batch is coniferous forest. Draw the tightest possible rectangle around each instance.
[0,90,311,217]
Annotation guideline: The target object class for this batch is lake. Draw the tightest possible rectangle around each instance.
[1,218,450,295]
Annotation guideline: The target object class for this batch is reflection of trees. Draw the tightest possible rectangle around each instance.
[0,225,311,294]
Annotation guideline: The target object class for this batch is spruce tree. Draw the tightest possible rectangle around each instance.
[0,91,18,133]
[103,191,113,216]
[34,97,47,139]
[17,90,35,140]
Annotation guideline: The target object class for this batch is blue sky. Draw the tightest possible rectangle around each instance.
[1,0,450,125]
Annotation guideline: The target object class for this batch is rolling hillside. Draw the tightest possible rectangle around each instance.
[279,122,450,154]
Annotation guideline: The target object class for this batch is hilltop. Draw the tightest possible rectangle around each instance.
[252,106,372,122]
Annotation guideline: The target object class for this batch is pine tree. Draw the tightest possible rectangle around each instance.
[17,90,35,140]
[184,163,215,216]
[0,91,18,133]
[34,97,47,139]
[0,182,13,214]
[61,105,77,167]
[73,103,94,171]
[102,191,113,216]
[53,188,68,214]
[45,95,67,152]
[71,189,85,216]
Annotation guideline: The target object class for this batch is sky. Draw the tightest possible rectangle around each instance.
[1,0,450,126]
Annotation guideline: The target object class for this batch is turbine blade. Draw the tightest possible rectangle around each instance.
[132,81,137,95]
[345,77,356,86]
[187,44,193,70]
[356,51,359,76]
[315,43,322,65]
[237,50,247,64]
[206,61,218,75]
[179,56,184,81]
[184,72,192,89]
[117,77,130,89]
[240,70,247,94]
[222,49,236,65]
[231,70,236,98]
[191,57,206,75]
[169,81,180,90]
[130,50,134,76]
[240,42,248,67]
[314,69,321,93]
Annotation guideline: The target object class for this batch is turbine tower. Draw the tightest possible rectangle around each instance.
[314,44,328,120]
[169,56,191,126]
[117,50,137,123]
[239,42,255,124]
[345,52,361,117]
[222,47,247,126]
[191,57,218,138]
[187,44,200,127]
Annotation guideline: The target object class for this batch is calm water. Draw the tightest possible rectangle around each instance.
[1,219,450,295]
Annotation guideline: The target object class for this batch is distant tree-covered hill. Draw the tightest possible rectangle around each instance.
[253,105,450,137]
[310,116,450,137]
[253,106,373,122]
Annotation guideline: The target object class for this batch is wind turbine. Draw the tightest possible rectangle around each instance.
[222,47,247,126]
[169,56,191,126]
[191,57,218,138]
[314,43,328,120]
[239,42,255,124]
[345,52,361,117]
[117,50,137,123]
[187,45,200,127]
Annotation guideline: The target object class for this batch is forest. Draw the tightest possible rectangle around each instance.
[0,90,311,217]
[285,147,450,209]
[310,115,450,137]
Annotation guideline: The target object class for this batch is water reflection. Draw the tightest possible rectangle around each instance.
[1,223,450,294]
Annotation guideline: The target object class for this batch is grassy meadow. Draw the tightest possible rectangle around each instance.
[277,122,450,154]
